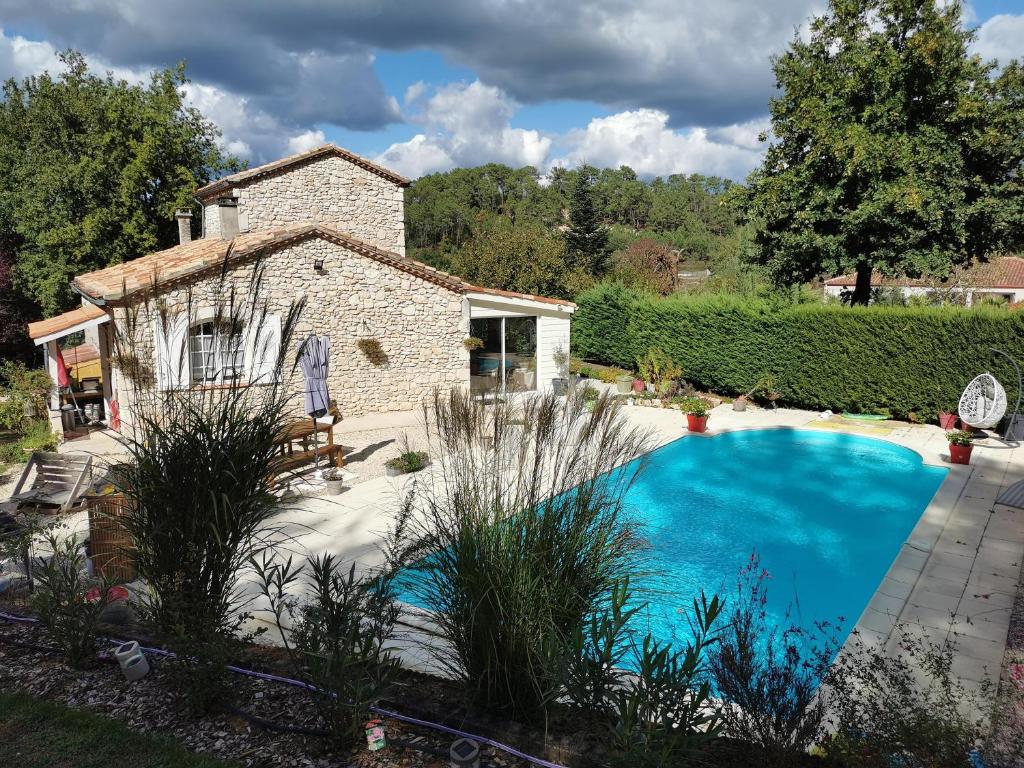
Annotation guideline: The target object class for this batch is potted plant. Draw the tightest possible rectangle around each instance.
[947,430,974,465]
[322,467,345,495]
[582,385,600,412]
[551,345,569,395]
[938,410,958,430]
[385,450,430,477]
[683,396,712,433]
[632,377,644,393]
[615,374,633,394]
[463,336,484,352]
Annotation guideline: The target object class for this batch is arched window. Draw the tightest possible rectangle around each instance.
[188,321,244,384]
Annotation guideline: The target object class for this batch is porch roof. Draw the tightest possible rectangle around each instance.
[27,304,108,346]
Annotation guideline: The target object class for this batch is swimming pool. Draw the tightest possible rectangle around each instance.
[627,428,947,648]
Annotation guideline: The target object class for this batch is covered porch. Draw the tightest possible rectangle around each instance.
[26,303,116,437]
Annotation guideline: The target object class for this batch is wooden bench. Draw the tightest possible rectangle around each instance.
[3,451,93,514]
[273,420,343,476]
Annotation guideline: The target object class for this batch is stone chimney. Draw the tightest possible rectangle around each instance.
[217,197,239,239]
[175,209,193,244]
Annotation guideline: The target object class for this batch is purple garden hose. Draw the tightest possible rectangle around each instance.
[0,610,568,768]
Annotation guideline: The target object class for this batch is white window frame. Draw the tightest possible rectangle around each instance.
[188,321,245,385]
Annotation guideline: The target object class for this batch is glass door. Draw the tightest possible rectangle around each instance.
[468,316,537,396]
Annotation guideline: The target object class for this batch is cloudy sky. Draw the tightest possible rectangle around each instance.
[0,0,1021,181]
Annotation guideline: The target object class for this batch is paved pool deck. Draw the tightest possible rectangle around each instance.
[276,401,1024,701]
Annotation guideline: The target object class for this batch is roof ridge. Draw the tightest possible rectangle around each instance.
[196,144,409,199]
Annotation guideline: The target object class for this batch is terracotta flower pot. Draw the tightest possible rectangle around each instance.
[686,413,708,433]
[938,411,958,430]
[949,443,973,465]
[632,379,645,393]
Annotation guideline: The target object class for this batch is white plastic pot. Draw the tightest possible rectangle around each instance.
[114,641,142,670]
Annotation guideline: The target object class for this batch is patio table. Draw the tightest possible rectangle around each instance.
[273,419,343,474]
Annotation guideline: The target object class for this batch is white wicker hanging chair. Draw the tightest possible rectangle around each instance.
[958,373,1008,429]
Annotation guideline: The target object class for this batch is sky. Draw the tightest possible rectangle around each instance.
[0,1,1022,182]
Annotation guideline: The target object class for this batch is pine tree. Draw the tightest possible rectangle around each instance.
[564,167,611,276]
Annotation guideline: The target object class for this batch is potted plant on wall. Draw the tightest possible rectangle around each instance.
[947,430,974,465]
[463,337,484,352]
[938,409,958,430]
[683,396,712,433]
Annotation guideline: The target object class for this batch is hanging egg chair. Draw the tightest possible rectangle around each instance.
[958,373,1008,430]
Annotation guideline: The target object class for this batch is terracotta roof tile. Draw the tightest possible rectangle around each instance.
[71,222,576,308]
[196,144,409,199]
[27,304,107,341]
[824,256,1024,289]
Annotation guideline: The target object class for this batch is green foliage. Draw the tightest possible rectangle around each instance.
[823,627,993,767]
[404,388,653,721]
[946,429,973,446]
[681,397,711,417]
[385,450,429,473]
[611,238,678,295]
[0,419,58,467]
[0,690,238,768]
[743,0,1024,304]
[565,166,611,275]
[607,594,723,767]
[0,361,52,431]
[403,163,741,293]
[708,552,838,767]
[30,527,114,668]
[0,51,241,315]
[446,214,585,300]
[254,551,403,748]
[574,283,1024,419]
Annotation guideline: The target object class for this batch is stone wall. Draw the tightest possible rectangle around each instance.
[110,234,468,426]
[202,155,405,253]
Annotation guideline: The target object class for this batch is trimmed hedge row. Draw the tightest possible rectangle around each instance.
[572,282,1024,420]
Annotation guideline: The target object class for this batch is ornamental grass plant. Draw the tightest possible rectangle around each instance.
[403,387,655,721]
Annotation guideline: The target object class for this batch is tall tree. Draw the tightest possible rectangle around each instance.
[0,51,241,316]
[564,166,611,276]
[743,0,1024,304]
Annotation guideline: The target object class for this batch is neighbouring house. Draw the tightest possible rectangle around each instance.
[26,144,575,435]
[823,256,1024,305]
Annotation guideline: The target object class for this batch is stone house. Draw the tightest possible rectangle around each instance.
[26,145,575,433]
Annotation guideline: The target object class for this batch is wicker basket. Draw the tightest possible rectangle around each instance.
[87,494,136,583]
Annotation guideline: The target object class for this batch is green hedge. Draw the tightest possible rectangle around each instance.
[572,283,1024,419]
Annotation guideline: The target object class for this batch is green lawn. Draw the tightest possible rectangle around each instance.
[0,691,237,768]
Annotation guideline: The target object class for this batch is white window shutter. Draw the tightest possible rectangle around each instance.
[152,315,189,390]
[248,314,282,384]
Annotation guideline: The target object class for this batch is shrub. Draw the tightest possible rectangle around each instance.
[385,450,429,474]
[821,626,994,767]
[681,396,712,417]
[946,429,973,446]
[0,361,52,430]
[254,546,405,748]
[708,552,839,766]
[30,527,114,668]
[574,283,1024,418]
[607,594,723,767]
[403,388,654,721]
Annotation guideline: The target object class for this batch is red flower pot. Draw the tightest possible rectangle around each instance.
[949,443,973,465]
[632,379,645,393]
[687,413,708,433]
[938,411,958,430]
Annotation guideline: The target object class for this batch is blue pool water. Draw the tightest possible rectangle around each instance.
[625,429,946,648]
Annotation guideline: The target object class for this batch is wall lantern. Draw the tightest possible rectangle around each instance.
[313,257,325,271]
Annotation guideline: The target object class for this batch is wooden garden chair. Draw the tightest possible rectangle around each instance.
[2,451,93,515]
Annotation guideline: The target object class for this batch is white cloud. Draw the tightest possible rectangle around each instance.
[553,109,768,180]
[973,14,1024,63]
[0,27,61,79]
[286,129,328,155]
[376,80,551,177]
